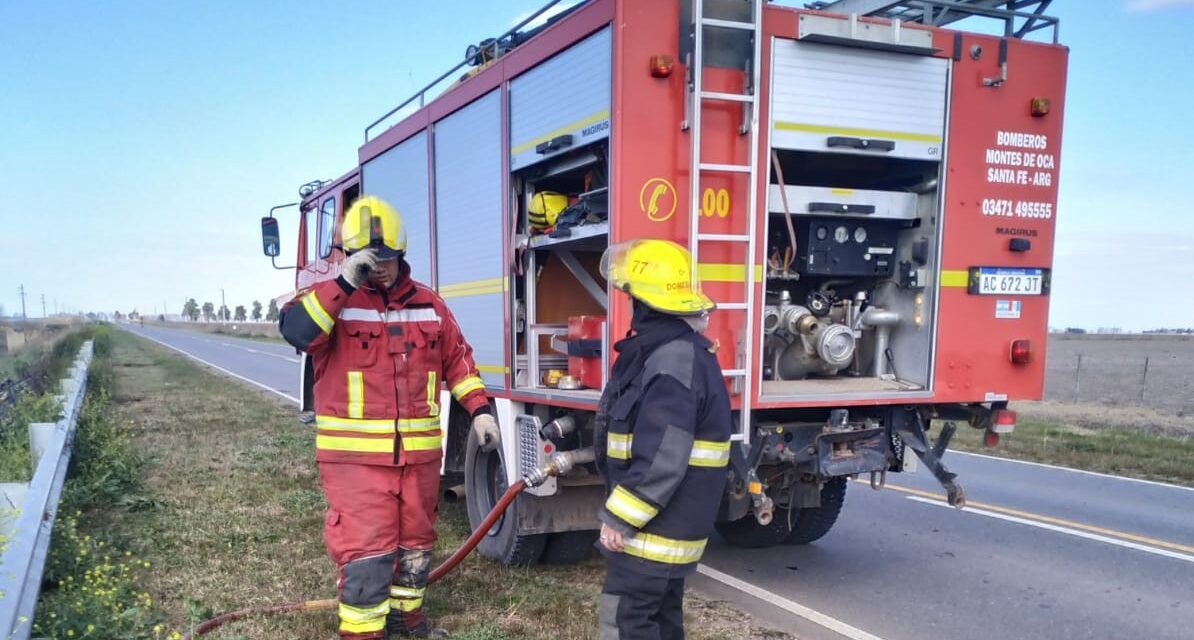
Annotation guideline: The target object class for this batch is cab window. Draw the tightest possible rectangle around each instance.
[303,205,319,266]
[319,197,336,259]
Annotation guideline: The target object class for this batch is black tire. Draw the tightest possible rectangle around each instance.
[464,428,546,566]
[783,476,848,545]
[714,511,793,549]
[540,530,599,565]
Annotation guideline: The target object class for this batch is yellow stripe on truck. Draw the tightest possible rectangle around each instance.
[511,109,611,155]
[940,270,969,288]
[698,264,764,283]
[775,121,943,144]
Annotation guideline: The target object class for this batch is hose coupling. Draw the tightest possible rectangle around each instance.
[523,448,596,488]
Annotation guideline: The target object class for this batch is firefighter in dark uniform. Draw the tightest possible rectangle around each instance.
[594,239,732,640]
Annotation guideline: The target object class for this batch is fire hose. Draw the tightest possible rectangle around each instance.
[181,448,594,639]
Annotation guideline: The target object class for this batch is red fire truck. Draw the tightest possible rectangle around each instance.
[261,0,1066,564]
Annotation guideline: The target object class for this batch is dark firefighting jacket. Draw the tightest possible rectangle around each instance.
[595,307,732,577]
[279,262,489,466]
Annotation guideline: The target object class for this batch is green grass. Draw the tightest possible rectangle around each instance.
[951,419,1194,487]
[72,329,787,639]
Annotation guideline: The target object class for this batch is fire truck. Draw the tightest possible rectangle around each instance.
[261,0,1066,564]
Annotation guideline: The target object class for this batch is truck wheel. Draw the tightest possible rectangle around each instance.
[540,530,598,565]
[714,512,793,549]
[464,428,546,566]
[783,477,848,545]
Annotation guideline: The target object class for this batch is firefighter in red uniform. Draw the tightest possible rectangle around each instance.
[280,196,499,639]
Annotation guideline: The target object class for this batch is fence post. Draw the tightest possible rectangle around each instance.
[1074,353,1083,401]
[1140,356,1150,404]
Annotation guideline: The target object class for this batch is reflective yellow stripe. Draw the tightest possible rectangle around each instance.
[315,416,439,434]
[397,419,440,433]
[451,375,486,399]
[607,432,631,460]
[476,364,508,375]
[511,109,611,155]
[346,371,364,419]
[689,439,731,468]
[697,263,764,283]
[605,434,727,467]
[426,372,440,417]
[622,532,707,565]
[338,601,388,633]
[438,278,506,298]
[390,596,424,612]
[301,293,334,334]
[605,485,658,528]
[940,270,970,288]
[317,435,393,453]
[402,434,443,451]
[775,121,943,144]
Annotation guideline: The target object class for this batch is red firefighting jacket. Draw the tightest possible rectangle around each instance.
[279,263,489,466]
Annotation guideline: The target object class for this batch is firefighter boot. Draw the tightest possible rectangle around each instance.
[386,548,447,638]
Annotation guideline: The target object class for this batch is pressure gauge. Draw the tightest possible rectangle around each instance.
[854,226,868,243]
[816,226,829,241]
[834,226,849,244]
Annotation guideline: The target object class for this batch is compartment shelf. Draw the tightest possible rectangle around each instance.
[528,221,609,249]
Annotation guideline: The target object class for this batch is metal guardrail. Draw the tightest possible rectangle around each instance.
[0,340,93,640]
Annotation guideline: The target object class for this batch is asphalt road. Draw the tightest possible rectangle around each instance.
[121,324,1194,640]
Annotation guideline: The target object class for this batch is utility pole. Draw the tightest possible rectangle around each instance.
[40,294,46,318]
[220,288,226,322]
[18,284,26,319]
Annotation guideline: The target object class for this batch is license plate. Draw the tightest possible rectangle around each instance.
[970,267,1047,295]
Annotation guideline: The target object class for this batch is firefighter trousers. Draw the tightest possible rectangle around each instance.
[598,562,686,640]
[319,461,440,639]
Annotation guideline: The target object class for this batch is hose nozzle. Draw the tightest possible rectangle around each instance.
[523,448,595,488]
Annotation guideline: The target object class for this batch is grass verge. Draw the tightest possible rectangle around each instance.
[950,418,1194,487]
[59,329,786,639]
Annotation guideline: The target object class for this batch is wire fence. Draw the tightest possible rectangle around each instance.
[1042,336,1194,414]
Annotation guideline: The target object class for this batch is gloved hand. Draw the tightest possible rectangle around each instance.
[472,413,500,452]
[340,249,379,288]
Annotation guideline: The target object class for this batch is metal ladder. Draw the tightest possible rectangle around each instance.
[686,0,764,440]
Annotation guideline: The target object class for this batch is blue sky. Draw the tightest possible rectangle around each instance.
[1,0,1191,330]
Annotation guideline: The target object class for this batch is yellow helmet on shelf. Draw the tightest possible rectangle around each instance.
[601,239,714,316]
[528,191,568,230]
[341,196,407,258]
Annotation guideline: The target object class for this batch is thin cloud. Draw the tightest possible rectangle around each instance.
[1125,0,1194,12]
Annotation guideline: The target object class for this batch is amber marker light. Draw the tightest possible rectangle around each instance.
[1030,97,1051,117]
[650,54,674,78]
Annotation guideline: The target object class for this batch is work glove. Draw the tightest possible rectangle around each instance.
[472,413,500,452]
[340,249,379,288]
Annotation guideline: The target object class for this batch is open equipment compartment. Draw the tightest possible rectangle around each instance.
[759,36,948,400]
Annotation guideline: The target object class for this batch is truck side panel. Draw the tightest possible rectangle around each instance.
[433,90,507,389]
[361,131,434,283]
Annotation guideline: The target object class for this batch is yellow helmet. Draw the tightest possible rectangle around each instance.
[528,191,568,230]
[341,196,407,259]
[601,239,714,316]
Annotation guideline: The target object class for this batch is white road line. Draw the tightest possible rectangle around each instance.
[906,496,1194,564]
[696,564,888,640]
[133,331,300,405]
[952,450,1194,493]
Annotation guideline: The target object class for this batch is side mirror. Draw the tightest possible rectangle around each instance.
[261,217,281,257]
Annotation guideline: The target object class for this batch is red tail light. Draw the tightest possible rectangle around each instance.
[984,431,1001,447]
[1010,339,1032,364]
[992,409,1017,434]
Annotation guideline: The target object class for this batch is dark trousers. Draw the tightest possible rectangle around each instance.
[599,562,685,640]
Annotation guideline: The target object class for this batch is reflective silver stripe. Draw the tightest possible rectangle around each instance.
[689,439,730,467]
[339,308,384,322]
[386,309,441,322]
[338,308,442,323]
[605,485,657,528]
[607,433,631,460]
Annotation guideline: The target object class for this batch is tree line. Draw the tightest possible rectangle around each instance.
[178,299,279,323]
